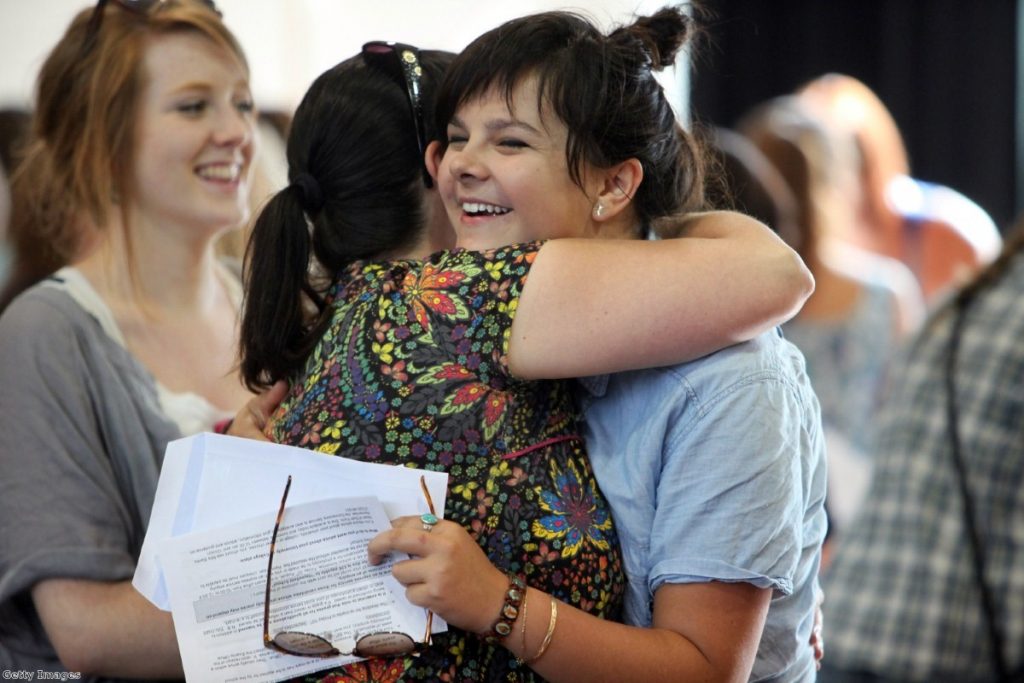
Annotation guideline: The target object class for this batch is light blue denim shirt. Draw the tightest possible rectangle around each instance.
[576,329,828,683]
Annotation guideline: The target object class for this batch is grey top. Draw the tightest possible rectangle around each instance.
[0,277,181,680]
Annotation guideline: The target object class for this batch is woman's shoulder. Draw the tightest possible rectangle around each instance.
[326,258,417,304]
[0,280,113,395]
[0,276,95,340]
[424,241,544,269]
[330,243,544,304]
[0,273,137,381]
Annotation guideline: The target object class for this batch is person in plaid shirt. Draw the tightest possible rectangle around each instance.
[819,221,1024,683]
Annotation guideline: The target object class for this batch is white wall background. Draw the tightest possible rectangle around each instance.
[0,0,689,116]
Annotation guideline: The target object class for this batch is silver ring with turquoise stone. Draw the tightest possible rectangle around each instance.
[420,512,439,531]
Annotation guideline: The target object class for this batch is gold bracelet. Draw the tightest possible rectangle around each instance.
[527,596,558,664]
[516,587,529,663]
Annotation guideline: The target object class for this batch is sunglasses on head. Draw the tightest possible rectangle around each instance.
[81,0,221,59]
[361,41,434,189]
[262,475,436,659]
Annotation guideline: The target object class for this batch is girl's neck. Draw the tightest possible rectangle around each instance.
[74,211,228,316]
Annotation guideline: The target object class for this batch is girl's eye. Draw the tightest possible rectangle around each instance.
[177,101,207,115]
[236,99,255,114]
[498,139,528,149]
[446,132,468,146]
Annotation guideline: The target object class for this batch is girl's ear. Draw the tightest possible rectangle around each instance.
[425,141,444,185]
[592,158,643,221]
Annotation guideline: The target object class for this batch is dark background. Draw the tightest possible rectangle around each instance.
[690,0,1018,231]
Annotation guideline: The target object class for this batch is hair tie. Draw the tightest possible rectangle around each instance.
[291,171,325,214]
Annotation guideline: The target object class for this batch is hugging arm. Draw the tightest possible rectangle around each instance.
[508,210,813,379]
[369,520,769,683]
[525,581,770,683]
[366,343,824,682]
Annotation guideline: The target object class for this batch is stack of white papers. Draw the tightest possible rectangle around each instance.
[133,433,448,682]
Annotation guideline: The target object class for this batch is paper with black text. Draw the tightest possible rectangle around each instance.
[160,493,430,683]
[133,433,448,612]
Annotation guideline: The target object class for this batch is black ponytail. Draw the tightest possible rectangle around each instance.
[239,49,455,390]
[239,185,322,391]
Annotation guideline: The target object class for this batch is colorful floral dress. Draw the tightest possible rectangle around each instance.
[270,242,625,683]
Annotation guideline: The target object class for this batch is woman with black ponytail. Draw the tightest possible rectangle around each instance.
[241,47,458,388]
[240,7,820,682]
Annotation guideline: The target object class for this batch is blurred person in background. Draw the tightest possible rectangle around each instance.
[820,218,1024,683]
[736,96,923,554]
[798,73,1001,305]
[705,126,804,252]
[0,109,31,173]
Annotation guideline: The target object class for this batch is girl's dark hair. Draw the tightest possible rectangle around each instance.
[435,5,706,228]
[240,48,454,390]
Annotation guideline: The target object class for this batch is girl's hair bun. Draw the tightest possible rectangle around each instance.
[612,6,693,71]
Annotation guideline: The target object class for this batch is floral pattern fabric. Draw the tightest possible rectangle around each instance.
[270,243,625,682]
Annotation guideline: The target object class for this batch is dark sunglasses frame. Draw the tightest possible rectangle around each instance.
[361,41,434,188]
[262,475,436,659]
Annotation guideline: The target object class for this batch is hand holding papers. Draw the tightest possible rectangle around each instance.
[134,433,448,682]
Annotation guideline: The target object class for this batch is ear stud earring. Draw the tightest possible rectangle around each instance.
[593,203,604,218]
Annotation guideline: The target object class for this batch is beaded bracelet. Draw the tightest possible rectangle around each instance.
[484,573,525,644]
